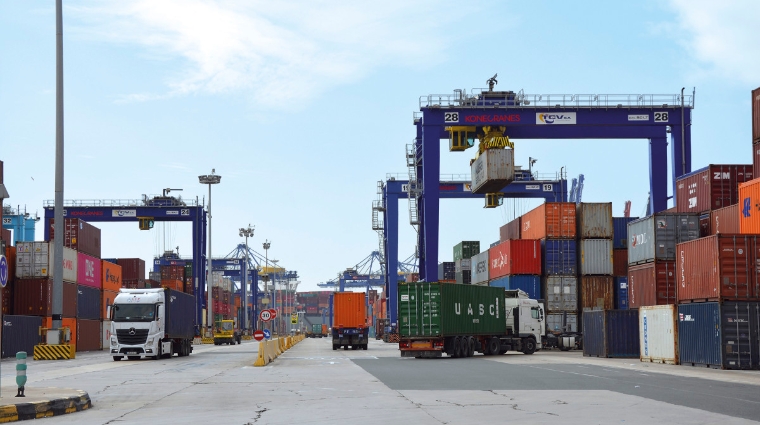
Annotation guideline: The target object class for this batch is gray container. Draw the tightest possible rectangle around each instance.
[470,251,489,285]
[471,149,515,194]
[1,315,42,358]
[455,258,472,272]
[577,203,613,239]
[580,239,613,275]
[543,276,578,312]
[546,313,578,333]
[627,214,701,264]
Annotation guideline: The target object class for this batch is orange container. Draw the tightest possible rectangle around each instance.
[102,289,119,319]
[44,317,77,348]
[739,178,760,233]
[321,324,328,334]
[102,260,122,293]
[162,279,184,291]
[332,292,367,329]
[521,202,577,240]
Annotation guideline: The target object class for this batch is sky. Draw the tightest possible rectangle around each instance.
[1,0,758,292]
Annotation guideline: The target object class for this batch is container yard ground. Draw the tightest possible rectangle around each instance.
[1,339,758,424]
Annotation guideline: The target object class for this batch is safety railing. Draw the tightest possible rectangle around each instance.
[420,90,694,109]
[43,197,199,208]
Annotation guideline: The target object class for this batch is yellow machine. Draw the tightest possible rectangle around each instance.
[213,320,241,345]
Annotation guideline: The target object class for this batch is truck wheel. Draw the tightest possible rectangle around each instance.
[522,338,537,355]
[113,356,122,361]
[460,337,470,358]
[487,337,500,356]
[332,345,338,350]
[467,337,475,357]
[363,344,368,350]
[452,336,462,358]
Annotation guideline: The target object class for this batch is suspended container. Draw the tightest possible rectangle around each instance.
[582,310,640,358]
[471,148,514,194]
[675,165,753,214]
[639,305,678,365]
[628,261,676,308]
[489,275,541,300]
[542,239,577,275]
[577,203,613,239]
[521,203,577,240]
[579,239,613,276]
[543,276,578,312]
[627,214,700,264]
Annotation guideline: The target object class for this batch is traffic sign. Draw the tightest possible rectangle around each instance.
[263,329,271,339]
[0,255,8,288]
[268,309,277,320]
[291,313,298,324]
[259,310,272,322]
[253,330,264,341]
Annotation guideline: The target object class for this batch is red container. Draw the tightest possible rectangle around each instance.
[13,279,77,317]
[628,261,677,308]
[499,217,521,241]
[675,165,753,213]
[677,235,760,303]
[117,258,145,281]
[122,279,145,289]
[612,249,628,277]
[753,87,760,142]
[1,228,10,245]
[699,213,710,237]
[5,246,16,285]
[1,279,13,315]
[48,218,102,258]
[580,276,614,311]
[76,318,102,352]
[521,202,577,240]
[709,204,740,234]
[160,265,185,281]
[754,142,760,180]
[488,239,541,278]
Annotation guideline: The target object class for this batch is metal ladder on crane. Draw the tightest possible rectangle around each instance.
[372,181,387,270]
[406,143,421,227]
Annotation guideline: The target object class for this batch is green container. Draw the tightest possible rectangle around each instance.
[398,282,506,338]
[312,323,322,334]
[184,264,193,277]
[453,241,480,261]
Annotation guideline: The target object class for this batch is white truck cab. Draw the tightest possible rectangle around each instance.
[504,290,545,350]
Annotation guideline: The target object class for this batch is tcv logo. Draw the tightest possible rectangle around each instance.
[537,112,576,124]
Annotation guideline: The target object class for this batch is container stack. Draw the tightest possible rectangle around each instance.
[612,217,637,309]
[577,203,614,314]
[118,258,146,288]
[453,241,479,284]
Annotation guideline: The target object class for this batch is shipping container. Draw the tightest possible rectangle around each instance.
[117,258,146,281]
[639,305,678,365]
[709,204,740,234]
[4,246,16,285]
[678,302,759,370]
[546,313,578,333]
[583,310,640,358]
[489,275,541,300]
[612,249,628,277]
[754,142,760,182]
[627,214,700,264]
[48,218,102,258]
[579,239,613,275]
[754,87,760,142]
[160,288,196,339]
[521,202,577,240]
[333,292,367,329]
[101,260,122,293]
[628,261,676,308]
[455,270,472,285]
[455,258,472,272]
[612,217,638,249]
[43,317,77,347]
[470,251,489,284]
[102,289,118,319]
[1,278,13,315]
[580,276,614,311]
[160,265,185,281]
[675,165,753,213]
[577,203,613,239]
[699,213,710,237]
[453,241,480,262]
[499,217,521,242]
[614,277,628,310]
[15,242,77,282]
[77,284,102,320]
[471,148,514,194]
[14,279,77,317]
[542,239,577,275]
[162,279,184,291]
[489,239,541,278]
[739,178,760,234]
[543,276,578,312]
[437,262,455,281]
[677,235,760,302]
[398,282,505,337]
[1,315,42,358]
[76,318,102,352]
[77,252,102,289]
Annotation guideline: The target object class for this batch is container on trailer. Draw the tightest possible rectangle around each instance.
[577,203,613,238]
[489,275,541,300]
[582,310,639,358]
[521,203,577,240]
[77,284,101,320]
[76,318,102,352]
[614,277,628,310]
[678,302,759,370]
[612,217,638,249]
[102,289,118,319]
[546,313,578,333]
[471,148,515,194]
[709,204,740,234]
[580,239,613,275]
[332,292,367,329]
[488,239,541,278]
[470,251,489,285]
[453,241,480,262]
[627,214,700,264]
[677,235,760,302]
[77,252,102,289]
[675,165,753,213]
[102,260,122,293]
[580,276,614,311]
[543,276,578,312]
[612,249,628,277]
[398,282,506,337]
[13,279,77,317]
[542,239,577,275]
[500,217,521,242]
[1,315,42,358]
[43,317,77,348]
[628,261,676,308]
[48,218,102,258]
[117,258,146,281]
[639,305,678,365]
[162,288,196,339]
[15,242,77,282]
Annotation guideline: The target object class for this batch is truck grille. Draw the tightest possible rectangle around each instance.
[116,328,149,345]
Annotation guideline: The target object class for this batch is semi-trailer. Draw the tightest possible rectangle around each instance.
[332,292,368,350]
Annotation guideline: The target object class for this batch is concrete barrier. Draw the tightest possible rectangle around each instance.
[254,335,305,367]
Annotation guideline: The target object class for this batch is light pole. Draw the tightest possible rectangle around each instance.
[272,259,279,334]
[239,224,254,333]
[199,169,221,337]
[262,240,270,331]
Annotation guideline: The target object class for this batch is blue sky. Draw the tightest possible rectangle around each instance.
[1,0,758,292]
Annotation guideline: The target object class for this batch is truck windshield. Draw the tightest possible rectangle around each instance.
[221,322,233,331]
[112,304,156,322]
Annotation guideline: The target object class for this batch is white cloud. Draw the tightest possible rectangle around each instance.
[69,0,465,106]
[668,0,760,84]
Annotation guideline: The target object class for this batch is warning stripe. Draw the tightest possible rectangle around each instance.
[201,337,214,344]
[33,345,76,360]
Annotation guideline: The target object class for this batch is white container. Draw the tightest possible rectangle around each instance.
[15,242,77,282]
[470,251,489,284]
[471,149,515,194]
[579,239,613,275]
[455,258,471,272]
[543,276,578,312]
[639,305,679,365]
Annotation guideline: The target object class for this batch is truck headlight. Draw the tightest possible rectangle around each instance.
[110,336,117,345]
[146,338,155,345]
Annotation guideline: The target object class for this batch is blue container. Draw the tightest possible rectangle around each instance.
[1,315,42,358]
[489,275,542,300]
[582,310,640,358]
[612,217,638,249]
[678,302,759,370]
[77,285,102,320]
[165,288,197,339]
[542,239,577,275]
[614,277,628,310]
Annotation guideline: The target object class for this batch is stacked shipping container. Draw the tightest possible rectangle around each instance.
[578,203,614,315]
